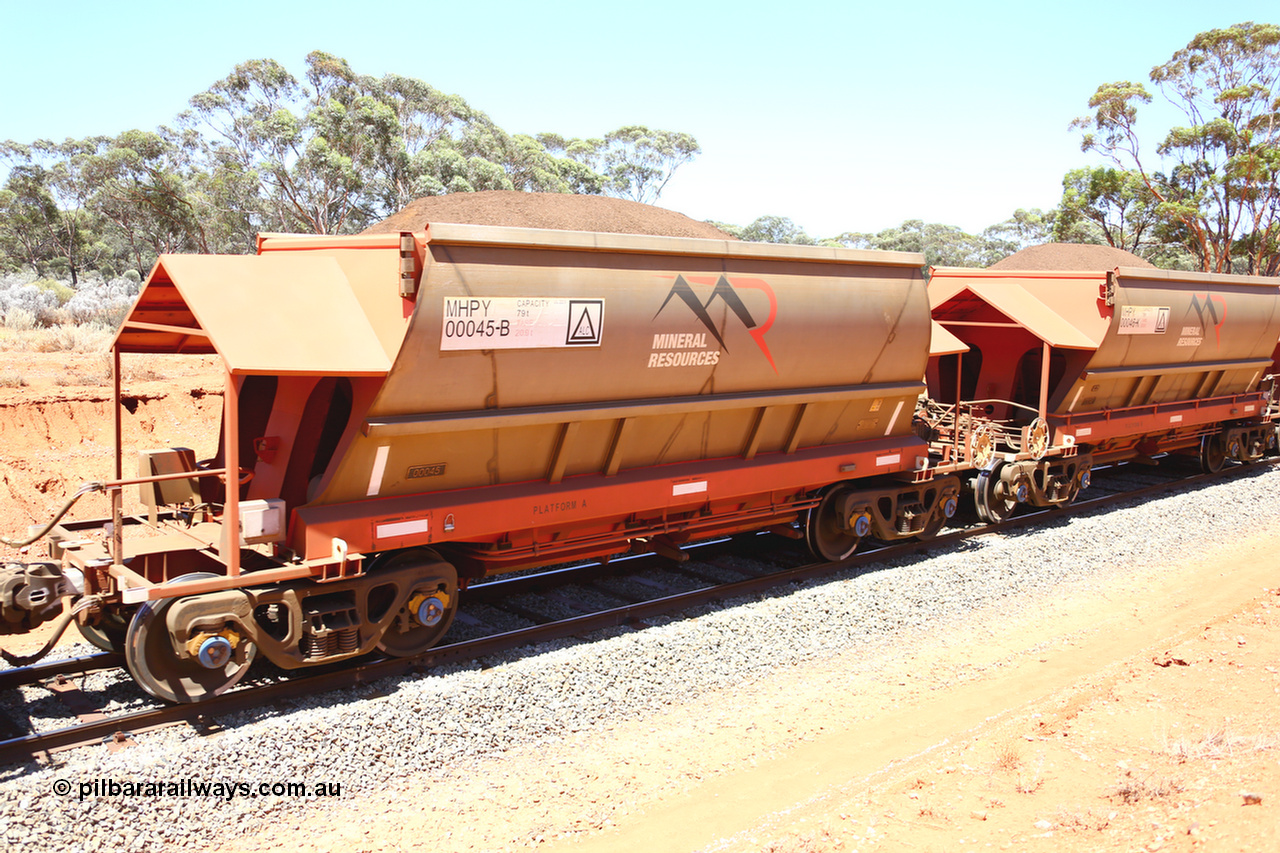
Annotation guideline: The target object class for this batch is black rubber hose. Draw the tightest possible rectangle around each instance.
[0,595,104,667]
[0,481,103,548]
[0,608,76,666]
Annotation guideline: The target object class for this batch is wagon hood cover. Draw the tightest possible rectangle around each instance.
[112,253,392,376]
[928,320,970,356]
[929,269,1110,351]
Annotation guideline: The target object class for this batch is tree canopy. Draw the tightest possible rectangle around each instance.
[1071,21,1280,274]
[0,51,701,280]
[709,215,817,245]
[7,25,1279,290]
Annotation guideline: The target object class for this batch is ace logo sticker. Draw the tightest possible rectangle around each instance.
[566,300,603,345]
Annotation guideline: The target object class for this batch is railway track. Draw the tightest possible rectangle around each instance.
[0,459,1267,766]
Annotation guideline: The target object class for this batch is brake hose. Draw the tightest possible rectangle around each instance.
[0,481,104,547]
[0,595,105,666]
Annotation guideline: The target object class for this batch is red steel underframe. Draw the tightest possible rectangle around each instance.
[293,435,928,566]
[112,435,927,603]
[312,391,1266,558]
[1049,392,1268,448]
[108,391,1271,604]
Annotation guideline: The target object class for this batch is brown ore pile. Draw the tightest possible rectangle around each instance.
[364,191,735,240]
[989,242,1155,270]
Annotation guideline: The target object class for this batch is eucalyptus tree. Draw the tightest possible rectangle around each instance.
[0,140,113,283]
[598,126,700,203]
[369,73,484,208]
[1054,166,1157,250]
[981,208,1056,263]
[1072,21,1280,274]
[185,52,393,234]
[1,51,699,281]
[83,129,213,270]
[182,52,615,234]
[538,127,700,203]
[710,215,817,245]
[836,220,990,268]
[0,163,61,275]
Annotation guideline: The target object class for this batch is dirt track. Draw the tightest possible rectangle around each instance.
[206,527,1278,853]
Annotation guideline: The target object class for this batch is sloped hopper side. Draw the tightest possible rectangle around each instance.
[1076,267,1280,413]
[316,225,934,508]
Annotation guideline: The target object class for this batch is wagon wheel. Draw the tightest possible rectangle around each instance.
[916,492,958,541]
[375,550,459,658]
[1053,464,1091,510]
[1199,434,1226,474]
[969,425,995,469]
[975,462,1020,524]
[76,606,132,652]
[125,573,256,704]
[805,488,863,562]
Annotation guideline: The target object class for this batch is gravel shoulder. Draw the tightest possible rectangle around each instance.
[208,506,1280,853]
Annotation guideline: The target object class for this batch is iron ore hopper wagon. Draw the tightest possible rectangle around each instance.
[2,225,1277,703]
[920,265,1280,521]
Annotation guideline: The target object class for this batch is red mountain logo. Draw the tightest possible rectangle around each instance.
[654,275,778,372]
[1189,293,1226,345]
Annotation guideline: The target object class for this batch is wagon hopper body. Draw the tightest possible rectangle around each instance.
[924,265,1280,520]
[3,225,968,701]
[283,225,940,570]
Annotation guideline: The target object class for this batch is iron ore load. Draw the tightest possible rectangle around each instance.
[2,221,1278,704]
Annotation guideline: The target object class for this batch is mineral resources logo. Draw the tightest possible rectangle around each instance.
[650,275,778,372]
[1188,293,1227,346]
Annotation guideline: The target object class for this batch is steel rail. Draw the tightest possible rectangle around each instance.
[0,653,123,693]
[0,459,1272,766]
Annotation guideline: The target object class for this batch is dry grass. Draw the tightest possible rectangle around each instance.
[760,827,841,852]
[993,743,1023,772]
[0,369,27,388]
[54,373,100,387]
[0,323,114,353]
[125,357,165,382]
[1009,752,1045,794]
[1109,770,1184,804]
[1166,726,1278,763]
[1054,807,1112,831]
[50,352,112,387]
[0,348,169,389]
[1167,726,1231,762]
[1015,774,1045,794]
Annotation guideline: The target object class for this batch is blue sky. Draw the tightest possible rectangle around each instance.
[1,1,1275,238]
